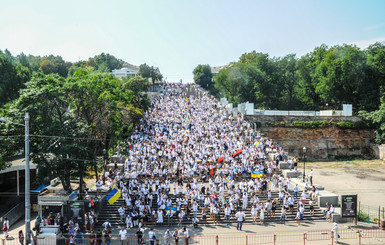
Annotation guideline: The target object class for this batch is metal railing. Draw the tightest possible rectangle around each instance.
[1,228,384,245]
[1,201,25,229]
[358,202,385,225]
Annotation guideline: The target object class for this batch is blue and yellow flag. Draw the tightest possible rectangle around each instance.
[105,188,121,205]
[166,206,177,213]
[251,171,263,178]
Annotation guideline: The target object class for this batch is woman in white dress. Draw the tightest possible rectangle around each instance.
[260,206,265,224]
[157,209,164,225]
[251,205,257,223]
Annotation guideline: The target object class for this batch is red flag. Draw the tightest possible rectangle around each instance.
[232,149,243,158]
[217,157,223,163]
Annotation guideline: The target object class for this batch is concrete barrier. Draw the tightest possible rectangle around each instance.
[317,190,339,207]
[279,162,290,170]
[282,169,300,178]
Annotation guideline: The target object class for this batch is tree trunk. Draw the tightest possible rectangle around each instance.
[79,162,84,200]
[93,159,98,181]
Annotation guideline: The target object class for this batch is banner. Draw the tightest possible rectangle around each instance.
[251,171,263,178]
[232,149,243,158]
[105,188,121,205]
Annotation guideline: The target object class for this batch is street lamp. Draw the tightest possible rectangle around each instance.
[102,148,107,185]
[302,147,307,183]
[0,113,31,238]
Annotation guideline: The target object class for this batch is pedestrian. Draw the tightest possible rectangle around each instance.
[96,229,103,245]
[280,206,286,225]
[2,217,9,238]
[235,209,245,231]
[331,222,339,243]
[103,219,111,231]
[135,228,143,245]
[18,230,24,245]
[89,231,96,245]
[69,234,75,245]
[104,227,111,245]
[96,178,103,198]
[164,229,171,245]
[183,227,190,245]
[149,228,156,245]
[118,205,126,224]
[309,169,314,186]
[260,207,265,224]
[173,229,179,245]
[119,227,128,245]
[296,209,301,226]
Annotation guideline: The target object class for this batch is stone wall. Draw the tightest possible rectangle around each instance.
[262,126,375,160]
[244,115,361,127]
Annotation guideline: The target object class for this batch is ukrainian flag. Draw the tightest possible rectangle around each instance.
[251,171,263,178]
[105,188,121,205]
[166,206,177,213]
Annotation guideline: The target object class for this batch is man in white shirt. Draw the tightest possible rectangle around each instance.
[103,219,111,231]
[96,178,103,197]
[119,226,127,244]
[149,228,156,245]
[235,209,246,231]
[118,206,126,223]
[309,169,314,186]
[183,227,190,245]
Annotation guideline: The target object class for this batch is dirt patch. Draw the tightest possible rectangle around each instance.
[306,159,385,207]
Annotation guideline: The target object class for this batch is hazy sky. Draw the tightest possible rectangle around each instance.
[1,0,385,83]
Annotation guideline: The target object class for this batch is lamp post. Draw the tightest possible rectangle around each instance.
[302,147,307,183]
[0,113,31,238]
[102,148,107,185]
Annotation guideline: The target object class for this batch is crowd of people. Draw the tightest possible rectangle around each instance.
[7,83,324,244]
[91,83,320,240]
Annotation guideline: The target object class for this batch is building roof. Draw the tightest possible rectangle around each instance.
[211,65,226,74]
[0,157,37,174]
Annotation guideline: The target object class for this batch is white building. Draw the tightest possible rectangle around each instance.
[112,63,139,79]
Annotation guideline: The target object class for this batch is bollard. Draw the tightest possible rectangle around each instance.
[1,238,4,245]
[274,234,276,245]
[216,235,218,245]
[303,232,306,245]
[358,230,362,245]
[331,231,334,245]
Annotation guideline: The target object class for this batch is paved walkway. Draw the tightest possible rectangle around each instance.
[4,216,384,244]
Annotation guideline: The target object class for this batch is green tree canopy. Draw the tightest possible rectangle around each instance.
[193,64,213,88]
[138,63,163,83]
[0,70,149,190]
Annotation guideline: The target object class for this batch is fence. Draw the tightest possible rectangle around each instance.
[358,202,385,225]
[1,201,25,229]
[1,228,384,245]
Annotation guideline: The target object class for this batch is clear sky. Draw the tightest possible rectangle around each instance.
[1,0,385,83]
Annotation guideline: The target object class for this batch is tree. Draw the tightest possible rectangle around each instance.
[0,50,31,106]
[39,56,68,77]
[86,53,124,72]
[193,64,213,88]
[138,63,163,83]
[276,54,299,109]
[1,70,149,191]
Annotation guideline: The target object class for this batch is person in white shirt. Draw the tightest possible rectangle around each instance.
[118,206,125,223]
[183,227,190,245]
[119,227,127,244]
[235,209,246,231]
[164,229,171,245]
[96,179,103,197]
[309,169,314,186]
[148,228,156,245]
[331,222,339,243]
